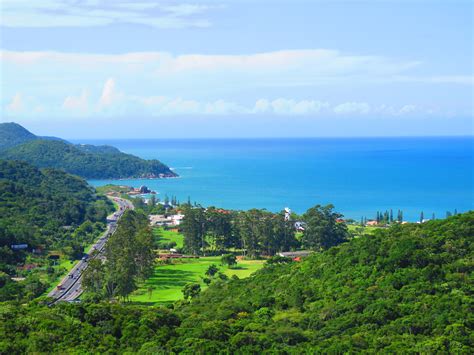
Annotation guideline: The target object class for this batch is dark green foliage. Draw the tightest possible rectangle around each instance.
[221,253,237,267]
[0,302,180,353]
[1,139,176,179]
[1,212,472,353]
[181,206,207,255]
[0,159,112,255]
[181,206,299,257]
[302,204,349,250]
[205,264,219,277]
[82,210,155,301]
[174,212,474,352]
[0,159,114,301]
[267,255,294,264]
[182,283,201,299]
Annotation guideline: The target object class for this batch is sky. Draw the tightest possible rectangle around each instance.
[0,0,473,138]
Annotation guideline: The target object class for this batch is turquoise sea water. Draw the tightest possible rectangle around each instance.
[82,137,473,221]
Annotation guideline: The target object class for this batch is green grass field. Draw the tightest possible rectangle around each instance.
[153,227,184,249]
[130,256,265,305]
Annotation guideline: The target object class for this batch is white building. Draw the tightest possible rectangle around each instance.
[171,213,184,226]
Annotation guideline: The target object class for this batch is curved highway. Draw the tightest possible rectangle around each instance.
[48,197,134,303]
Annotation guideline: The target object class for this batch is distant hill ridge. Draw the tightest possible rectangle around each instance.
[0,122,177,180]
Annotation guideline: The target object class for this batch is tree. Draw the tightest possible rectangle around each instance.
[301,204,349,250]
[206,207,233,251]
[181,206,207,255]
[82,258,106,299]
[205,264,219,277]
[83,210,155,301]
[149,194,156,207]
[221,254,237,268]
[182,283,201,299]
[397,210,403,223]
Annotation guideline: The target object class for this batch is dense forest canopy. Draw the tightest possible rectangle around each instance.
[1,212,472,353]
[174,212,473,353]
[0,159,111,249]
[0,122,177,179]
[0,159,114,301]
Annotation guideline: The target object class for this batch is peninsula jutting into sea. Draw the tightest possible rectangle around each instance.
[0,122,177,179]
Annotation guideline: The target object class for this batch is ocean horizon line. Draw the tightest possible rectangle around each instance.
[69,135,474,142]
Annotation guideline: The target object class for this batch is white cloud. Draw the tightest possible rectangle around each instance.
[6,93,23,113]
[398,104,417,115]
[333,102,371,115]
[253,98,330,115]
[2,49,470,119]
[135,96,246,115]
[2,85,442,119]
[0,0,218,28]
[98,78,122,108]
[63,90,89,112]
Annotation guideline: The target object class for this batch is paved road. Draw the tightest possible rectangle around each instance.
[48,197,134,303]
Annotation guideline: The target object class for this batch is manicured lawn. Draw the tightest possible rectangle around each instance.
[130,256,265,305]
[153,227,184,249]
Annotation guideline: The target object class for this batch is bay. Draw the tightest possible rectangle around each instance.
[80,137,473,221]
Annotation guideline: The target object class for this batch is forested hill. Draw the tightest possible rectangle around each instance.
[0,122,39,149]
[0,159,114,268]
[0,159,113,247]
[0,159,115,301]
[0,122,177,179]
[175,212,473,353]
[1,212,472,353]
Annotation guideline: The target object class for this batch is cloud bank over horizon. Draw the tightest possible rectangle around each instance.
[1,49,472,120]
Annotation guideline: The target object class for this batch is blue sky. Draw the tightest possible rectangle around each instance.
[0,0,472,138]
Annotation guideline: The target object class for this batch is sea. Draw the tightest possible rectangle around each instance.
[80,137,473,221]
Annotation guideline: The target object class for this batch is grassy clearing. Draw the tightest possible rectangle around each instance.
[153,227,184,249]
[130,256,265,305]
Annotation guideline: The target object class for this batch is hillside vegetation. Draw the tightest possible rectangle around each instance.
[0,159,114,301]
[0,122,177,179]
[1,212,472,353]
[0,122,37,149]
[174,212,473,353]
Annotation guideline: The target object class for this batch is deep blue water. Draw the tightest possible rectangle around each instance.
[80,137,473,221]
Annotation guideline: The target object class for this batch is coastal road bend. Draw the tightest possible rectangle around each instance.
[48,197,134,303]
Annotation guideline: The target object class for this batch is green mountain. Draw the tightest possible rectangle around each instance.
[0,122,37,150]
[0,122,177,179]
